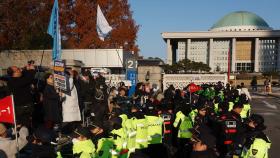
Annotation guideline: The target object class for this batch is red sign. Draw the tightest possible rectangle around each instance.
[188,83,201,93]
[0,96,14,124]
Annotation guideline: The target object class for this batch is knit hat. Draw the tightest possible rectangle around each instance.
[0,123,7,135]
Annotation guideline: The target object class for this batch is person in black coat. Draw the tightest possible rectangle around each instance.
[0,79,10,99]
[7,65,36,126]
[79,70,96,113]
[191,142,217,158]
[28,126,57,158]
[43,73,61,129]
[191,125,218,158]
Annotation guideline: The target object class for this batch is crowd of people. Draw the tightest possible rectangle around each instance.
[0,62,271,158]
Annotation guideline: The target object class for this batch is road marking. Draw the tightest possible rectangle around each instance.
[257,112,276,116]
[262,101,277,110]
[252,95,272,99]
[253,108,277,112]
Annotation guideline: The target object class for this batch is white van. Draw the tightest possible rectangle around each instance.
[90,68,111,76]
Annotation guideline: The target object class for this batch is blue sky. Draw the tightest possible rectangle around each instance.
[128,0,280,60]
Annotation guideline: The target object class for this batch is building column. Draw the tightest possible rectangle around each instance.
[186,39,191,60]
[172,42,177,64]
[167,39,173,65]
[277,38,280,72]
[209,38,214,72]
[231,38,236,72]
[254,38,260,72]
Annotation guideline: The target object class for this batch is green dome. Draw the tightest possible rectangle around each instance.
[210,11,271,31]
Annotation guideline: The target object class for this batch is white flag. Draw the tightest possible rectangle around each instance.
[96,5,112,41]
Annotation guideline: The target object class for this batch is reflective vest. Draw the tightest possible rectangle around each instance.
[111,128,127,150]
[72,139,96,158]
[96,138,114,158]
[240,104,251,119]
[110,128,128,158]
[124,118,137,153]
[218,91,224,102]
[145,115,164,144]
[56,152,63,158]
[228,102,234,111]
[119,114,128,127]
[189,109,198,124]
[134,118,148,149]
[173,111,193,138]
[241,137,271,158]
[214,103,219,114]
[235,97,239,103]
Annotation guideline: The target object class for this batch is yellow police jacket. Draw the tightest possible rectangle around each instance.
[134,118,148,149]
[96,138,114,158]
[242,137,271,158]
[73,139,96,158]
[145,115,164,144]
[173,111,193,138]
[240,103,251,119]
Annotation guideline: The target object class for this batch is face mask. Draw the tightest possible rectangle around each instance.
[114,90,118,95]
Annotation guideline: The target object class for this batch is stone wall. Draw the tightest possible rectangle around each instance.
[0,50,53,74]
[137,66,163,89]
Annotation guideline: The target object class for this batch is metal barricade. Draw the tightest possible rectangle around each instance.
[82,102,93,127]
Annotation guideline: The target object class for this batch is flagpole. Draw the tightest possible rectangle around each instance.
[228,48,231,83]
[11,95,19,153]
[189,81,192,104]
[189,90,192,105]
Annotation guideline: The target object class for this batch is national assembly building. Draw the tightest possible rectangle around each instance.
[162,11,280,73]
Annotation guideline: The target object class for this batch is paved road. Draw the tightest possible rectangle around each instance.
[251,94,280,157]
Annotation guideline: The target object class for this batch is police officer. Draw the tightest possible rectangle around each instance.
[96,137,114,158]
[109,116,129,158]
[28,126,57,158]
[173,105,193,158]
[193,103,208,128]
[144,110,165,158]
[71,126,96,158]
[103,115,128,158]
[239,94,251,120]
[218,102,245,157]
[213,96,222,114]
[129,105,149,157]
[190,125,217,158]
[241,114,271,158]
[158,100,176,158]
[217,101,229,116]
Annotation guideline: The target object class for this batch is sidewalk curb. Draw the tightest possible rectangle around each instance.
[252,92,280,99]
[269,94,280,99]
